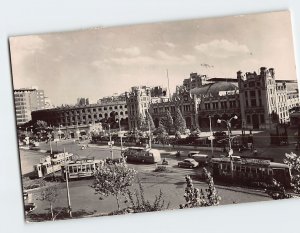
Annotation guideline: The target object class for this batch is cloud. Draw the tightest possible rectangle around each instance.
[195,39,250,58]
[92,50,196,68]
[115,46,141,56]
[165,42,176,48]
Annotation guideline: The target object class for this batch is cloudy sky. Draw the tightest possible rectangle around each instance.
[9,11,297,106]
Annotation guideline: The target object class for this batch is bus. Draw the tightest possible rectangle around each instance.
[33,152,74,178]
[210,157,291,187]
[124,147,161,164]
[61,157,104,180]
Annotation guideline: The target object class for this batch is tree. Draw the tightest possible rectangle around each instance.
[265,179,292,200]
[37,186,59,221]
[137,113,147,131]
[165,110,174,134]
[155,121,169,145]
[92,162,137,211]
[180,168,221,209]
[146,111,156,131]
[283,152,300,193]
[174,107,186,134]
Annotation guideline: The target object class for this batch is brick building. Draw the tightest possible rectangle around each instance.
[31,95,128,130]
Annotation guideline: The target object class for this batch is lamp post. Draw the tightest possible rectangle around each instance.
[63,148,72,218]
[208,115,215,157]
[116,117,123,154]
[58,125,63,140]
[217,115,238,180]
[108,124,114,159]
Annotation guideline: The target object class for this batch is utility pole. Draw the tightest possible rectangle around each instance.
[217,115,238,181]
[148,118,152,149]
[108,124,113,159]
[117,116,123,154]
[208,115,214,157]
[63,148,72,218]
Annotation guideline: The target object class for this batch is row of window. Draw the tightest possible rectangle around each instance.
[245,99,262,108]
[204,101,238,110]
[61,111,128,121]
[246,114,265,124]
[58,106,127,116]
[153,106,176,113]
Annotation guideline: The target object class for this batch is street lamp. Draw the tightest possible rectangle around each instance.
[208,115,215,157]
[108,124,114,159]
[217,115,238,180]
[58,124,63,140]
[115,117,123,155]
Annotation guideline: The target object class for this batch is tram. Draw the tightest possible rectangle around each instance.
[33,152,74,178]
[61,157,104,180]
[210,157,292,187]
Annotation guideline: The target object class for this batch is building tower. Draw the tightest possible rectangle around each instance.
[238,67,279,129]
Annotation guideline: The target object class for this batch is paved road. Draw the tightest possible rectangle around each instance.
[20,141,271,220]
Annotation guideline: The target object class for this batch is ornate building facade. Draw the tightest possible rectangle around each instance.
[128,67,299,131]
[238,67,299,129]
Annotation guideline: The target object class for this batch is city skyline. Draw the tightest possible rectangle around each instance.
[10,11,297,106]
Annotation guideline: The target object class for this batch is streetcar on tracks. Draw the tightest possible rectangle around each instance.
[61,157,104,180]
[210,157,292,187]
[33,152,74,178]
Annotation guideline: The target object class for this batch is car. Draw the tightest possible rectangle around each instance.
[187,151,199,158]
[178,158,199,168]
[23,191,28,200]
[81,144,88,150]
[24,203,36,214]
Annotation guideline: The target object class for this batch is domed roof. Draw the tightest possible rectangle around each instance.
[190,81,238,97]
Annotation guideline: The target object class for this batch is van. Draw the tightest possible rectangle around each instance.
[191,154,210,164]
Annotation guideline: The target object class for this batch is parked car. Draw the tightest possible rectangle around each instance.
[81,144,88,150]
[187,151,200,158]
[178,158,199,168]
[24,203,36,214]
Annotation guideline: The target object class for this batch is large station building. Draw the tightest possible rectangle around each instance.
[27,67,299,134]
[140,67,299,130]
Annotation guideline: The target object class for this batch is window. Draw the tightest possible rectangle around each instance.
[114,106,118,109]
[250,91,256,97]
[247,115,251,124]
[251,99,257,107]
[109,107,112,110]
[205,103,210,110]
[104,107,107,110]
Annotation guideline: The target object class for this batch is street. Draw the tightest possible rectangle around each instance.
[21,140,272,220]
